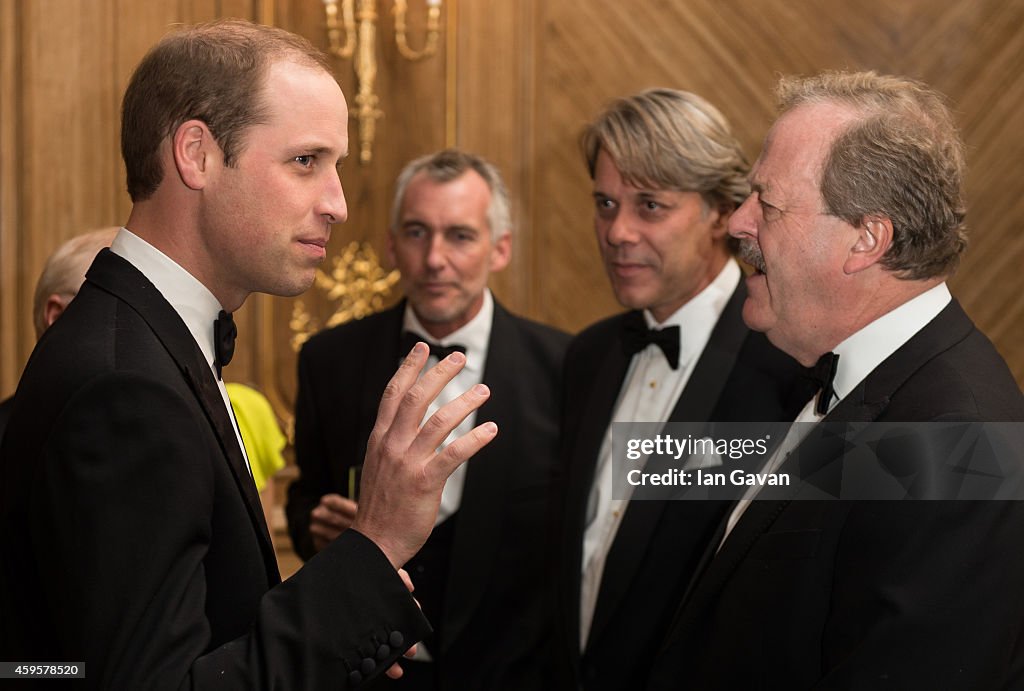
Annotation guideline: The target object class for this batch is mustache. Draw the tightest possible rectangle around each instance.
[737,240,767,273]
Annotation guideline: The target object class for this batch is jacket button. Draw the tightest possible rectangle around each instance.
[361,657,376,675]
[348,670,363,685]
[389,631,404,648]
[376,644,391,661]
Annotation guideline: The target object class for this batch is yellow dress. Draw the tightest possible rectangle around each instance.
[226,382,286,493]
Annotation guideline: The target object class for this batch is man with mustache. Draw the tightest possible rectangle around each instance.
[287,149,568,690]
[553,88,806,690]
[649,71,1024,688]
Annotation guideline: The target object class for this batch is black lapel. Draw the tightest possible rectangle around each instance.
[562,313,635,653]
[667,279,749,422]
[86,249,279,583]
[667,300,975,632]
[588,283,750,643]
[442,300,518,650]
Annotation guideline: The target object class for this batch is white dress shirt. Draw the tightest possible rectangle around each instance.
[719,282,953,547]
[110,228,252,476]
[579,259,741,650]
[403,289,493,526]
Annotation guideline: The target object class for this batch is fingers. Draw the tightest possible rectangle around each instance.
[385,662,404,680]
[368,343,431,448]
[397,568,414,594]
[385,352,469,450]
[407,383,491,459]
[427,420,499,483]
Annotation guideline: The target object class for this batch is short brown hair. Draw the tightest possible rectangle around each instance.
[390,149,512,238]
[121,19,331,201]
[777,71,967,279]
[581,88,750,211]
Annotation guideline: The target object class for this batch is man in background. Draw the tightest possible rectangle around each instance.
[287,148,569,690]
[1,21,496,689]
[0,227,117,442]
[554,88,805,690]
[650,71,1024,689]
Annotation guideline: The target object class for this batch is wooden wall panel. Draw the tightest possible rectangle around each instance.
[530,0,1024,386]
[3,0,1023,407]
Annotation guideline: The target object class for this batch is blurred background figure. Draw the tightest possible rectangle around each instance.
[0,227,118,442]
[225,382,288,537]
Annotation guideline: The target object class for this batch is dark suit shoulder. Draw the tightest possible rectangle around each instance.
[497,307,571,368]
[300,303,403,364]
[566,311,632,362]
[883,327,1024,421]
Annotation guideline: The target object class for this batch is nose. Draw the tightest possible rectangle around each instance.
[728,193,758,241]
[320,168,348,225]
[603,209,638,247]
[425,233,447,271]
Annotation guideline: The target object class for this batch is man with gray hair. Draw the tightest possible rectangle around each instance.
[288,148,569,689]
[650,71,1024,688]
[553,88,805,690]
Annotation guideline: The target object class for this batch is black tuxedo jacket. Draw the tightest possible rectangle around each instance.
[287,299,569,690]
[554,280,806,690]
[650,300,1024,690]
[0,249,429,689]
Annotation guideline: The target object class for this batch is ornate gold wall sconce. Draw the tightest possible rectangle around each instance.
[323,0,443,164]
[289,241,401,351]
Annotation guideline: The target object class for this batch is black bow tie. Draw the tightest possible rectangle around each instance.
[214,310,237,379]
[621,320,681,370]
[401,330,467,361]
[806,351,840,415]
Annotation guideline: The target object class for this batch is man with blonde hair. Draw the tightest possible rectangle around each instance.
[651,71,1024,689]
[553,88,805,690]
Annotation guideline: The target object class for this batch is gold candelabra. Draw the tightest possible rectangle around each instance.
[323,0,443,164]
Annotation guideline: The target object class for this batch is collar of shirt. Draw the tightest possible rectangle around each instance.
[110,228,226,375]
[641,258,741,369]
[828,282,952,409]
[402,288,493,374]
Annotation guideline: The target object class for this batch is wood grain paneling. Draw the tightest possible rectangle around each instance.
[2,0,1022,406]
[530,0,1024,385]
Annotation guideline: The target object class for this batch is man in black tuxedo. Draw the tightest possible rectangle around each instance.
[553,89,805,690]
[0,21,498,689]
[287,149,569,690]
[650,71,1024,689]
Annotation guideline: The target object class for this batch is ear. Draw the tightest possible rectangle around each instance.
[489,231,512,273]
[709,203,732,240]
[172,119,219,191]
[843,215,893,274]
[386,231,397,267]
[44,294,71,329]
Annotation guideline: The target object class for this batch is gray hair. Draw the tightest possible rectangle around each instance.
[390,149,512,238]
[777,70,967,279]
[33,227,119,337]
[581,87,750,212]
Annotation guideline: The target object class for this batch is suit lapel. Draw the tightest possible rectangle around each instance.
[668,300,976,633]
[86,250,279,583]
[562,313,635,653]
[588,283,751,645]
[667,280,749,422]
[441,301,519,650]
